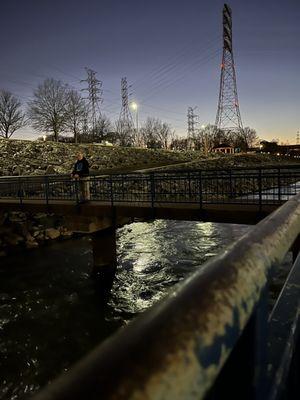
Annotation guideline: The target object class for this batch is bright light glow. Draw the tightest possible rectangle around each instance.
[201,124,206,129]
[131,102,138,111]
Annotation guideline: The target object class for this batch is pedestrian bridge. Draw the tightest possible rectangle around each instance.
[1,165,300,400]
[0,165,300,226]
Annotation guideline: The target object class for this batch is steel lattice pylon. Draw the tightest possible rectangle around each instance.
[116,77,135,145]
[215,4,243,138]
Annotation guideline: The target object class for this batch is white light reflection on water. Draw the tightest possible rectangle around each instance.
[109,220,251,319]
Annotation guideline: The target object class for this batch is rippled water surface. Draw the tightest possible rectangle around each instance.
[0,220,250,399]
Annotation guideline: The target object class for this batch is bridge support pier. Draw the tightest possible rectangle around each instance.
[91,227,117,299]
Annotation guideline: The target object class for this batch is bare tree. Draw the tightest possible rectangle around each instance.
[170,136,189,150]
[140,118,174,149]
[65,89,86,143]
[28,78,69,141]
[241,127,259,149]
[93,115,112,139]
[196,124,219,154]
[0,90,26,138]
[79,114,113,143]
[115,121,135,147]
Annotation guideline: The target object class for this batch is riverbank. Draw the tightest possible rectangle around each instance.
[0,211,73,257]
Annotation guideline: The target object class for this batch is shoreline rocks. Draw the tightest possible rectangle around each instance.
[0,211,74,256]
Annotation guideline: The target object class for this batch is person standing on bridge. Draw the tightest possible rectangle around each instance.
[71,152,90,203]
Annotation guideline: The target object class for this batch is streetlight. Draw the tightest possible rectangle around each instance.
[130,102,139,145]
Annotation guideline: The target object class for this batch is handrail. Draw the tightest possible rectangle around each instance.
[32,194,300,400]
[0,166,300,207]
[0,163,300,180]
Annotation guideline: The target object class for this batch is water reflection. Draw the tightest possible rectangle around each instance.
[109,220,250,319]
[0,220,250,399]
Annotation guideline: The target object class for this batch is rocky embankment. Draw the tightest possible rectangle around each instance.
[0,211,73,257]
[155,153,300,171]
[0,139,203,176]
[0,139,296,176]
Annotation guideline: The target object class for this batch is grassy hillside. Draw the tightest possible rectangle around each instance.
[0,139,200,175]
[0,139,298,176]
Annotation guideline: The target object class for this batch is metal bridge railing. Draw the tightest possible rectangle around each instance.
[1,166,300,206]
[32,192,300,400]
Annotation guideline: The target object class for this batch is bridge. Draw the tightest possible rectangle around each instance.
[1,165,300,399]
[1,165,300,222]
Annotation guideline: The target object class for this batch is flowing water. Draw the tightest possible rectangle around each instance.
[1,220,252,399]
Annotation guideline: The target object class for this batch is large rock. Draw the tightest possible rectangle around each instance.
[45,228,60,240]
[26,239,39,249]
[45,165,56,175]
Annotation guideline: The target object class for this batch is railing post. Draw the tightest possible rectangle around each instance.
[18,177,23,205]
[45,175,49,206]
[188,171,192,201]
[258,168,262,212]
[75,178,79,204]
[278,168,281,202]
[150,173,155,208]
[229,170,233,198]
[109,175,114,207]
[199,170,202,210]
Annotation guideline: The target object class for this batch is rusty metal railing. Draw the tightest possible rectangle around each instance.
[1,166,300,206]
[32,194,300,400]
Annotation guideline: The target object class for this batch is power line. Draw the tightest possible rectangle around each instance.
[132,34,219,89]
[140,49,221,103]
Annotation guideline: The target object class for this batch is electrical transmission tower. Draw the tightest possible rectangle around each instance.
[187,106,198,149]
[297,131,300,145]
[81,68,103,132]
[117,77,135,145]
[215,4,243,140]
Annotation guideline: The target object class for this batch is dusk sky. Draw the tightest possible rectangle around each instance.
[0,0,299,142]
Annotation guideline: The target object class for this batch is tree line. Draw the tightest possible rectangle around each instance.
[0,78,258,151]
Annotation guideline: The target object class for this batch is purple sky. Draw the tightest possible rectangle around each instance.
[0,0,299,142]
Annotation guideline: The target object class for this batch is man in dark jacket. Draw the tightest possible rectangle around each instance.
[71,152,90,202]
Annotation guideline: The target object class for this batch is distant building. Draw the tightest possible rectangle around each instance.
[211,144,237,154]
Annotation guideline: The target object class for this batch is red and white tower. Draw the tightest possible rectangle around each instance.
[215,4,243,139]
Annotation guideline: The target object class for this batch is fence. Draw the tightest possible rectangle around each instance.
[1,166,300,207]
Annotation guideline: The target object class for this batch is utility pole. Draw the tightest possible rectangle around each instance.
[81,68,103,133]
[215,4,243,141]
[187,106,198,149]
[297,130,299,145]
[117,77,135,146]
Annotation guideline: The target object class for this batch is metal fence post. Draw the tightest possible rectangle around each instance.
[199,170,202,210]
[258,169,262,213]
[74,178,79,204]
[110,175,114,207]
[229,170,233,198]
[150,173,155,208]
[278,168,281,202]
[45,176,49,206]
[18,177,23,205]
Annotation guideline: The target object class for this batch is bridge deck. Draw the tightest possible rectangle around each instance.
[0,198,280,224]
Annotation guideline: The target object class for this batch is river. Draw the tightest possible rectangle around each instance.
[0,220,254,399]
